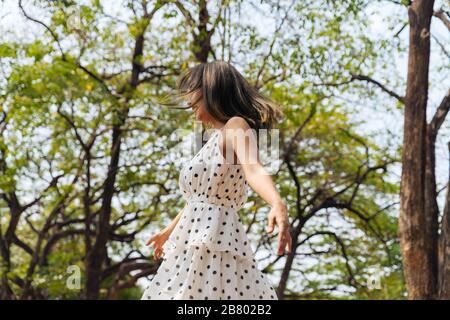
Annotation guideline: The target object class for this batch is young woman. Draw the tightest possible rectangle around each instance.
[141,60,292,300]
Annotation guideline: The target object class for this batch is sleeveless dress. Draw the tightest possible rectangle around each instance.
[141,128,278,300]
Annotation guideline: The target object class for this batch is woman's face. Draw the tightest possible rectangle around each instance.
[188,90,209,123]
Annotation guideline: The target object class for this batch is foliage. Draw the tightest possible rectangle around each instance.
[0,0,415,299]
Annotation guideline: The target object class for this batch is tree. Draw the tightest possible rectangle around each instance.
[0,0,416,300]
[399,0,450,299]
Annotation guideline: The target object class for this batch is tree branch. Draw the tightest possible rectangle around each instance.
[434,10,450,32]
[350,74,406,104]
[429,88,450,141]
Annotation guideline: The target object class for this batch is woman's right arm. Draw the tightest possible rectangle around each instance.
[160,204,186,236]
[146,204,187,260]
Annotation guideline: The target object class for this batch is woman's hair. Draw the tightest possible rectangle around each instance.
[161,60,283,131]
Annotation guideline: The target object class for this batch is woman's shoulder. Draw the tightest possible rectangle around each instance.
[223,116,252,131]
[220,116,257,144]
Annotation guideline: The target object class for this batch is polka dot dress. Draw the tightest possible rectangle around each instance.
[141,128,278,300]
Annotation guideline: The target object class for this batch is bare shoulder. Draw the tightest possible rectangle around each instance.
[218,117,258,164]
[223,116,252,131]
[221,116,257,146]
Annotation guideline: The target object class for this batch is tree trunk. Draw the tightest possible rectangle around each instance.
[438,143,450,298]
[277,226,301,299]
[399,0,435,299]
[0,193,24,300]
[0,238,14,300]
[194,0,212,63]
[276,242,296,299]
[424,127,440,296]
[85,124,124,299]
[83,11,150,298]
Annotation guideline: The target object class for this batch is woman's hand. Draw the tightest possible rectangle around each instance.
[267,202,292,256]
[146,230,170,261]
[145,207,185,261]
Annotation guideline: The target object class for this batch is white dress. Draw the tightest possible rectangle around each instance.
[141,128,278,300]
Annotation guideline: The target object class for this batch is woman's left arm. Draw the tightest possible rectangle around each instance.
[221,117,292,256]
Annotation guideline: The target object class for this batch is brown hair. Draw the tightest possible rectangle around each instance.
[161,60,283,131]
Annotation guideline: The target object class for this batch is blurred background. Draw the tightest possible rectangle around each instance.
[0,0,448,300]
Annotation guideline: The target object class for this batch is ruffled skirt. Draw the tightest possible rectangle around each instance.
[141,201,278,300]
